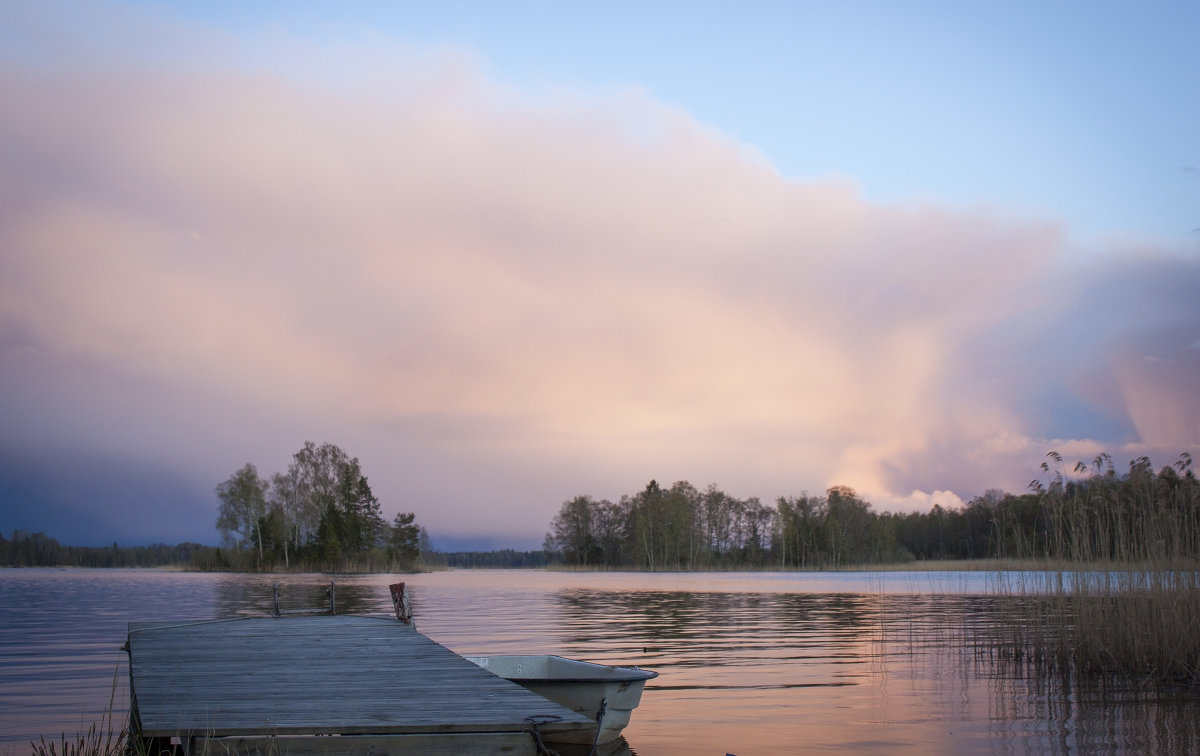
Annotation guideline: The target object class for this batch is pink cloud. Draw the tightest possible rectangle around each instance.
[1,4,1196,542]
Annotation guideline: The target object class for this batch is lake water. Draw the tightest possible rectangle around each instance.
[2,568,1198,754]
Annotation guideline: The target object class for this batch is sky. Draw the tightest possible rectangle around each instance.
[1,1,1198,551]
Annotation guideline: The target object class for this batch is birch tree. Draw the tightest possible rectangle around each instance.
[288,441,348,545]
[216,463,269,568]
[268,468,302,567]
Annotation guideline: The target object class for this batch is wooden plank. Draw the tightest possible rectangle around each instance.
[127,616,591,740]
[192,732,536,756]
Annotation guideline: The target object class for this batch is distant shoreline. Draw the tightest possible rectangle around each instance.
[3,556,1181,575]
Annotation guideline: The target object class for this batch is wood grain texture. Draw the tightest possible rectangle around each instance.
[126,615,590,742]
[193,732,536,756]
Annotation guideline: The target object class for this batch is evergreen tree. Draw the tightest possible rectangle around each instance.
[389,512,421,570]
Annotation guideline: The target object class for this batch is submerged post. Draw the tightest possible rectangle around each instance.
[390,582,414,626]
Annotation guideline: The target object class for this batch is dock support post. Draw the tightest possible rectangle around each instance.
[390,582,414,626]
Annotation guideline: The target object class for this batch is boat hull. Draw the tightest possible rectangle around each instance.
[466,655,656,745]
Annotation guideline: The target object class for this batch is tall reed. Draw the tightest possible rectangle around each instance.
[31,668,127,756]
[983,453,1200,687]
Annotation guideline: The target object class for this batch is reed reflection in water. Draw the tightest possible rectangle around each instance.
[538,588,1200,755]
[3,569,1199,755]
[393,571,1200,755]
[542,588,916,754]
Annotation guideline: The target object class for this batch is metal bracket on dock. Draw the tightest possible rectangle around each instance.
[271,581,337,616]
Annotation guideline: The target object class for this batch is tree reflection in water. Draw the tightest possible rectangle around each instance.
[547,587,1200,755]
[211,573,385,617]
[4,570,1198,755]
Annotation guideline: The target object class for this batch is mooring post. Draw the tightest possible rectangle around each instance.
[272,583,280,617]
[389,582,414,626]
[327,580,336,615]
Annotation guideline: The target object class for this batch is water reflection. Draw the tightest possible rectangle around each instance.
[979,664,1200,755]
[554,590,883,691]
[4,569,1200,756]
[210,573,388,618]
[544,587,1200,755]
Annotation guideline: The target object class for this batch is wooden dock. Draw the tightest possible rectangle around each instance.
[126,615,593,755]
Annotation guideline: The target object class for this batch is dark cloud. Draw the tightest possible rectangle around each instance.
[0,450,216,546]
[0,3,1196,547]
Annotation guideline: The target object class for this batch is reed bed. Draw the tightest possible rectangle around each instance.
[31,669,127,756]
[984,568,1200,686]
[977,453,1200,687]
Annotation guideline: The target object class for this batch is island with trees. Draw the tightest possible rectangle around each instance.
[2,441,430,572]
[213,441,427,572]
[4,450,1195,575]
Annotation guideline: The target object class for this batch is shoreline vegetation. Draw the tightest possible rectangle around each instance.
[6,451,1199,753]
[8,451,1195,576]
[4,552,1169,574]
[2,552,1188,574]
[537,451,1200,688]
[541,453,1198,571]
[29,668,126,756]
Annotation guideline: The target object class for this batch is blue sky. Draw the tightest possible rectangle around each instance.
[157,0,1200,243]
[1,1,1197,549]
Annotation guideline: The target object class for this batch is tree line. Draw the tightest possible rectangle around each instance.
[0,531,555,570]
[0,531,551,570]
[437,549,552,568]
[543,453,1199,569]
[9,450,1193,572]
[0,531,227,568]
[215,441,428,572]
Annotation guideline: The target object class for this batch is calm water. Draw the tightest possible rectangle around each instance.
[2,568,1198,754]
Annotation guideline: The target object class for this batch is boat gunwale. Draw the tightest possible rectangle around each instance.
[465,654,659,684]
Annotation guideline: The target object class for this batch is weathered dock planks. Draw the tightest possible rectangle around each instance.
[126,615,592,754]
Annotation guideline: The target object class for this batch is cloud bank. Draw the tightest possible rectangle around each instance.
[1,5,1197,546]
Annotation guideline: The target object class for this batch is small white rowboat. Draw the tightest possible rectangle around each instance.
[465,654,658,745]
